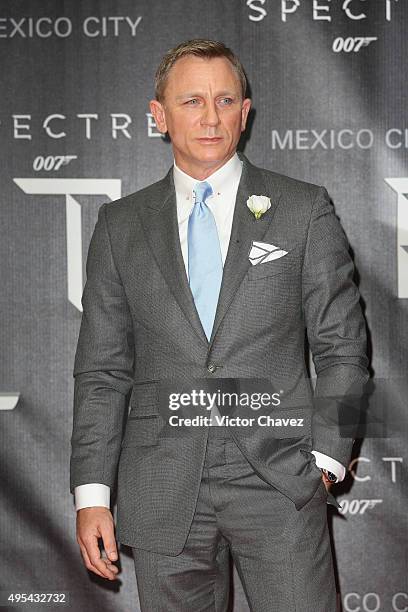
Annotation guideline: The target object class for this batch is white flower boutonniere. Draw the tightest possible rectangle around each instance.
[246,195,271,220]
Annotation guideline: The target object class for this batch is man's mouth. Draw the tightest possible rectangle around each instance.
[197,137,222,143]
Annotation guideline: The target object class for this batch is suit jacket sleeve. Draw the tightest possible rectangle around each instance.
[302,186,369,468]
[70,202,135,495]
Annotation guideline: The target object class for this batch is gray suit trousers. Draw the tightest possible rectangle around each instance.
[132,426,337,612]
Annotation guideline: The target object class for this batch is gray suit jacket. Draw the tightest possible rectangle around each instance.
[70,151,369,555]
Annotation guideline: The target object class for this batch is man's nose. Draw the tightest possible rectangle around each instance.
[201,101,220,126]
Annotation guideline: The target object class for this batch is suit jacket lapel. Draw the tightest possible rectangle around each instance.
[137,168,209,346]
[208,152,281,345]
[137,152,282,349]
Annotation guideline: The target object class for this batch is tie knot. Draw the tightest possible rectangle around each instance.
[193,181,213,204]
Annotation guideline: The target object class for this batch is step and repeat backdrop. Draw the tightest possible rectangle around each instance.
[1,1,407,611]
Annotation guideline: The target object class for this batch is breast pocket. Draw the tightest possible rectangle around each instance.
[246,247,301,281]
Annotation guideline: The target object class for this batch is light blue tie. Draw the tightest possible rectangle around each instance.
[188,181,223,341]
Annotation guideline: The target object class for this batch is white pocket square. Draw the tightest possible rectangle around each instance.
[248,241,288,266]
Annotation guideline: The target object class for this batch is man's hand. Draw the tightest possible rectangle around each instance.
[76,507,119,580]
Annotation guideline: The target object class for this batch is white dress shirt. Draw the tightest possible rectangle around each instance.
[74,153,345,511]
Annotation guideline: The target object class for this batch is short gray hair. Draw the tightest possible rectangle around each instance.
[154,39,247,103]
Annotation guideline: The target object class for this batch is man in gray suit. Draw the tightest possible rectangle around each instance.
[71,39,369,611]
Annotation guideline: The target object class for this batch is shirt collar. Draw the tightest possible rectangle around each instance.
[173,152,242,201]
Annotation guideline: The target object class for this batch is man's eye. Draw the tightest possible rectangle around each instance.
[220,98,233,105]
[186,99,199,105]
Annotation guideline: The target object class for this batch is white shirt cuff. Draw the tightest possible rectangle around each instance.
[74,483,110,511]
[311,451,346,482]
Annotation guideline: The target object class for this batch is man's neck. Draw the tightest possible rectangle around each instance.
[173,152,236,181]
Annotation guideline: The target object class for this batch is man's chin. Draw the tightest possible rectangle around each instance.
[191,147,234,164]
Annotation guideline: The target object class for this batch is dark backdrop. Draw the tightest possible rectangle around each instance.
[1,1,407,610]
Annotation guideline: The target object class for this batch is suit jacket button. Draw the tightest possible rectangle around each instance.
[207,363,217,373]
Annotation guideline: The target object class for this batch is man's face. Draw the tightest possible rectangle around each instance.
[150,55,251,178]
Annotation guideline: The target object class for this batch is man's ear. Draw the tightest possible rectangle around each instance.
[241,98,252,132]
[149,99,167,134]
